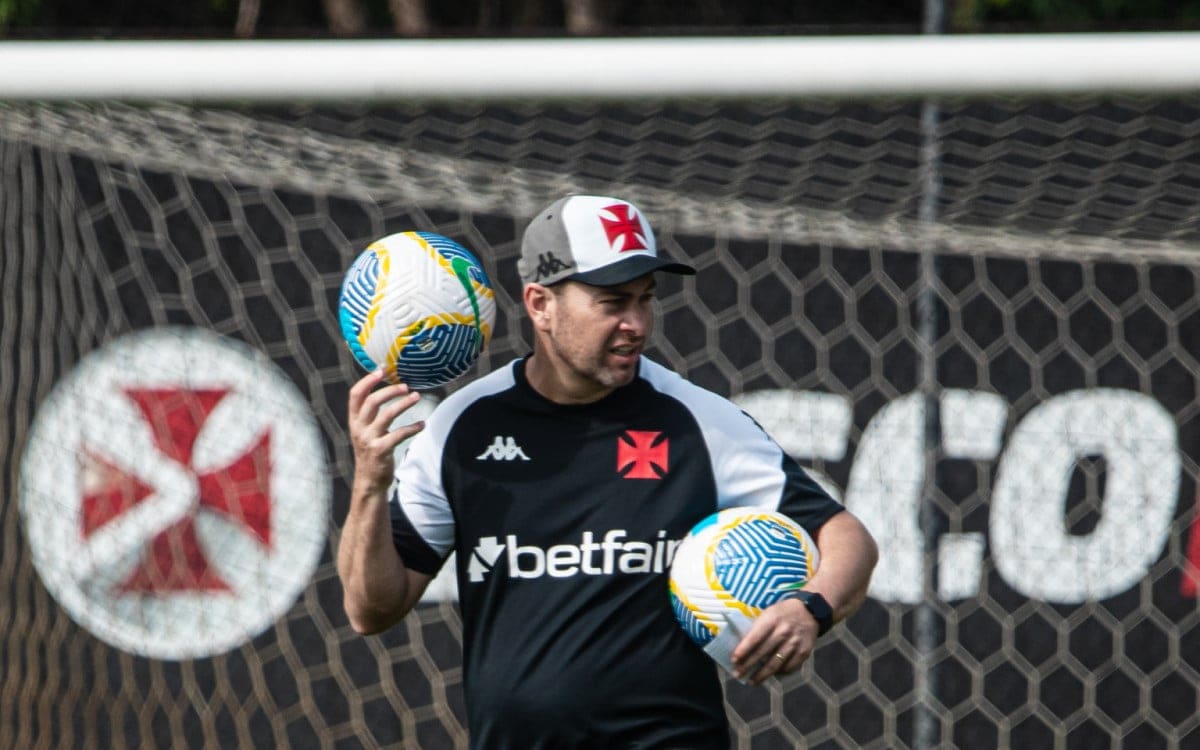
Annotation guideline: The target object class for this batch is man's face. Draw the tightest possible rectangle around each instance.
[542,275,657,394]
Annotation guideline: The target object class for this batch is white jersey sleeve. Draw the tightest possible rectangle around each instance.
[639,359,842,527]
[389,363,519,573]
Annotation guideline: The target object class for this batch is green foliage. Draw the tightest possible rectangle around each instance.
[1,0,1197,36]
[976,0,1200,25]
[0,0,38,30]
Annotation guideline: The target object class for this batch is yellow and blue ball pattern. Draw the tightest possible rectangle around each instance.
[669,508,820,648]
[339,232,495,390]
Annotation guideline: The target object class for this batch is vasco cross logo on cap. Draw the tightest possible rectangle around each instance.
[599,203,649,253]
[19,328,330,661]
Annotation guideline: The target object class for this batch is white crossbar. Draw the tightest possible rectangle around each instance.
[2,34,1200,100]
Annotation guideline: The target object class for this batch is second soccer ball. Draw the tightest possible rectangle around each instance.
[669,507,820,671]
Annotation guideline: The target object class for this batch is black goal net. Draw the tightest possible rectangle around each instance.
[2,97,1199,748]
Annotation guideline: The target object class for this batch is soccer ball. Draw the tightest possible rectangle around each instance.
[338,231,496,390]
[669,507,819,658]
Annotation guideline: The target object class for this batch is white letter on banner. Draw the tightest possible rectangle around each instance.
[846,390,1007,604]
[990,389,1178,603]
[938,389,1007,601]
[731,389,851,502]
[845,393,926,604]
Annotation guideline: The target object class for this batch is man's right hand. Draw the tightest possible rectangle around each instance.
[339,369,433,634]
[347,368,425,494]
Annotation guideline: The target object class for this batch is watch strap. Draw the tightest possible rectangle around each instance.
[783,590,834,636]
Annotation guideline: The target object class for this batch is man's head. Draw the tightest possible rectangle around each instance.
[517,195,694,287]
[518,196,694,403]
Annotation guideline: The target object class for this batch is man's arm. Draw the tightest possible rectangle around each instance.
[731,509,878,684]
[337,369,434,634]
[803,509,879,622]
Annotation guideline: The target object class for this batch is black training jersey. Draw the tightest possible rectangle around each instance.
[389,357,843,749]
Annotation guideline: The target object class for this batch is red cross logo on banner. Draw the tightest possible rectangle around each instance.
[599,203,649,253]
[80,388,272,593]
[617,430,669,479]
[20,328,328,660]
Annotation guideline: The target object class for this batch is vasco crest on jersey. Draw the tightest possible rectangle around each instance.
[616,429,670,480]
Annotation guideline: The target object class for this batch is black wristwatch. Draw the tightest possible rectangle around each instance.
[783,590,834,636]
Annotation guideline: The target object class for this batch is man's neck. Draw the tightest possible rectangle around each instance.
[524,352,616,405]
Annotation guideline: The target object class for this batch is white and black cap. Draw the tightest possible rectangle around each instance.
[518,195,696,286]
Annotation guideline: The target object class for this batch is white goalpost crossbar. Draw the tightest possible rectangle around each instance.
[2,33,1200,101]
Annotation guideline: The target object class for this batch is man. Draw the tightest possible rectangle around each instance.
[337,195,878,748]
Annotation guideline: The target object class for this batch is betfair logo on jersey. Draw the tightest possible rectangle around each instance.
[476,435,530,461]
[467,530,681,582]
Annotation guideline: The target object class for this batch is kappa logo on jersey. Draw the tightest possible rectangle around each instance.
[476,435,531,461]
[599,203,649,253]
[617,430,669,479]
[467,529,681,582]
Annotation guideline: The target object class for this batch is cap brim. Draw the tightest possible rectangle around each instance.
[562,254,696,286]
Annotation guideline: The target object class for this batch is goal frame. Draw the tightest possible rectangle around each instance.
[2,33,1200,101]
[5,30,1200,750]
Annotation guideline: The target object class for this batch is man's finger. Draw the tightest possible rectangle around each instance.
[365,383,415,424]
[362,380,411,415]
[375,391,422,431]
[348,368,388,416]
[741,627,789,680]
[378,420,426,452]
[749,649,790,684]
[730,615,778,679]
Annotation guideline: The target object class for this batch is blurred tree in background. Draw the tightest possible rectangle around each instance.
[0,0,1196,37]
[955,0,1200,30]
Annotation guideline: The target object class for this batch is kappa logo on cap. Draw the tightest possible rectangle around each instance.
[532,251,574,282]
[599,203,649,253]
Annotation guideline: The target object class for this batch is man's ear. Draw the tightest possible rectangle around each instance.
[524,283,554,332]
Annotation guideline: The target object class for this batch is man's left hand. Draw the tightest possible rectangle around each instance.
[729,598,818,684]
